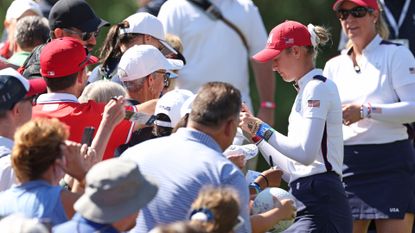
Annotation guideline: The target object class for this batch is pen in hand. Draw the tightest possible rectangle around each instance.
[269,155,274,168]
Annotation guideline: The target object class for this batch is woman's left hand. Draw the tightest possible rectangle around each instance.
[342,104,361,126]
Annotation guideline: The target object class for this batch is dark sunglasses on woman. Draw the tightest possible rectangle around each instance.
[336,6,374,20]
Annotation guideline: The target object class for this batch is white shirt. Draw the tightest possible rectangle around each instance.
[258,69,344,182]
[324,35,415,145]
[158,0,267,108]
[0,136,16,191]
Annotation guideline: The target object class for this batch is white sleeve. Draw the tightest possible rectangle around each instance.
[157,0,183,37]
[257,140,292,182]
[265,117,326,166]
[369,83,415,123]
[245,3,268,56]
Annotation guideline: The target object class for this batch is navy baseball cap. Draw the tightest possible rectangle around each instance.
[49,0,109,32]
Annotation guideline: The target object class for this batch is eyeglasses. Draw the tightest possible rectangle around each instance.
[335,6,374,20]
[233,216,245,230]
[78,48,92,68]
[63,28,99,41]
[154,71,171,88]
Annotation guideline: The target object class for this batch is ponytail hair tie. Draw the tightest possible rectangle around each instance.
[189,208,214,222]
[307,24,319,48]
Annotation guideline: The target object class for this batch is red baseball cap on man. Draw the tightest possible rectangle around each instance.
[253,20,312,63]
[40,37,98,78]
[332,0,379,11]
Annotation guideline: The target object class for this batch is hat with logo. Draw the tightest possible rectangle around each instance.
[118,44,183,82]
[74,158,158,224]
[5,0,42,21]
[332,0,379,11]
[253,20,312,63]
[118,13,179,59]
[40,37,98,78]
[155,89,194,128]
[49,0,109,32]
[0,68,46,111]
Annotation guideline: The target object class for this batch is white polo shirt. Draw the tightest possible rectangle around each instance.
[158,0,267,108]
[323,35,415,145]
[286,69,343,181]
[0,136,16,191]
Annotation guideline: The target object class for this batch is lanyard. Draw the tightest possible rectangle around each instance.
[380,0,411,38]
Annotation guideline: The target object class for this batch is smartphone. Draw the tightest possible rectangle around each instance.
[81,127,95,146]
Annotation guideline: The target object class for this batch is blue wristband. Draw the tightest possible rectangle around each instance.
[249,182,262,194]
[256,123,274,141]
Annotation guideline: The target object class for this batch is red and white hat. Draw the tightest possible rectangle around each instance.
[253,20,312,63]
[332,0,379,11]
[40,37,98,78]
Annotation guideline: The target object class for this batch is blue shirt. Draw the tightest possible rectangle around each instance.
[53,213,118,233]
[0,180,67,226]
[121,128,251,233]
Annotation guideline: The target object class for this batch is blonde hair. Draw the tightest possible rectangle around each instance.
[305,25,331,58]
[12,118,69,182]
[79,80,126,103]
[190,186,240,233]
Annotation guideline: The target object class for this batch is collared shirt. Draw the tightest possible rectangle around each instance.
[158,0,267,108]
[0,136,16,191]
[286,69,343,181]
[32,93,134,160]
[121,128,251,233]
[0,180,67,226]
[53,213,119,233]
[324,35,415,145]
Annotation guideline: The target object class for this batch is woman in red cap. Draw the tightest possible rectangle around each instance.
[324,0,415,232]
[239,20,352,232]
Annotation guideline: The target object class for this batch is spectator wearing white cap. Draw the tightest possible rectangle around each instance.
[1,0,42,59]
[113,45,184,155]
[53,158,158,233]
[153,89,193,137]
[0,68,46,191]
[90,12,183,83]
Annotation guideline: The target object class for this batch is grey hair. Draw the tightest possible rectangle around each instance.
[79,80,126,103]
[14,16,49,51]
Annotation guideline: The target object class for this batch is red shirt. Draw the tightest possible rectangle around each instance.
[32,94,134,160]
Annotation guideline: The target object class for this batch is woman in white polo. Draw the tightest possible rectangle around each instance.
[324,0,415,232]
[240,20,352,232]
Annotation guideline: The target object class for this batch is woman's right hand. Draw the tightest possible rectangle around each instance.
[61,140,88,182]
[342,104,361,126]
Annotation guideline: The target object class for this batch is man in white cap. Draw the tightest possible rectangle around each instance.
[114,44,183,154]
[53,158,158,233]
[118,44,183,106]
[1,0,43,59]
[0,67,46,191]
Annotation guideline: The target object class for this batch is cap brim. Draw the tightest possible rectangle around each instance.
[27,78,47,97]
[86,55,99,66]
[164,58,184,71]
[252,48,281,63]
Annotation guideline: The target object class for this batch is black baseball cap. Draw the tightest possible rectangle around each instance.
[49,0,109,32]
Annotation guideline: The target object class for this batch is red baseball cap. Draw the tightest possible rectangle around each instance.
[40,37,98,78]
[332,0,379,11]
[253,20,312,63]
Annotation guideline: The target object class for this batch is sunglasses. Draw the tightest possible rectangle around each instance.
[155,71,171,88]
[63,28,99,41]
[336,6,374,20]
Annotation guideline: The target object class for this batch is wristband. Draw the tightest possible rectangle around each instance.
[260,101,276,109]
[367,103,372,118]
[251,135,263,143]
[360,105,364,119]
[248,182,262,194]
[256,122,274,141]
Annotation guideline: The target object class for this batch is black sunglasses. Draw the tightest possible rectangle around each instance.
[63,28,99,41]
[336,6,374,20]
